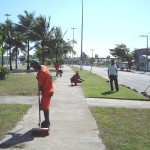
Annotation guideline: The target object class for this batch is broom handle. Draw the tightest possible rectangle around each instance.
[144,85,150,92]
[38,94,41,128]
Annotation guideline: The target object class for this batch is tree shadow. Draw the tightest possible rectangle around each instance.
[101,91,116,95]
[0,128,34,149]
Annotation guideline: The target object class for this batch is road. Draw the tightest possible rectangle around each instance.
[76,65,150,95]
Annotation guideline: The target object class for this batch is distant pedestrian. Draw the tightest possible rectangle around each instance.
[108,59,119,91]
[54,61,60,77]
[54,61,63,77]
[70,71,84,86]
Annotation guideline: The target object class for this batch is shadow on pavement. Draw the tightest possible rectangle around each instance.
[0,129,34,149]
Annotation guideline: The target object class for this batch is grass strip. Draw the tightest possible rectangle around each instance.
[0,104,31,140]
[90,107,150,150]
[71,66,149,100]
[0,72,56,96]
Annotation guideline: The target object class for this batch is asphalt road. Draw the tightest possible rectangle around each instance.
[76,65,150,95]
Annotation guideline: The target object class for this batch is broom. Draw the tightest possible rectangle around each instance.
[141,85,150,95]
[32,94,49,136]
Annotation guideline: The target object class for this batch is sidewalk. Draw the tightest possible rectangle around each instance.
[0,65,105,150]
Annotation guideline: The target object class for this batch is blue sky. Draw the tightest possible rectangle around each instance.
[1,0,150,58]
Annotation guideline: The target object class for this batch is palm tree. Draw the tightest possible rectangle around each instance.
[32,15,54,64]
[0,23,7,67]
[11,25,26,69]
[52,27,73,62]
[5,19,13,70]
[17,10,35,70]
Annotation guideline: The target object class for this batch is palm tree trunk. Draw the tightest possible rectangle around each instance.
[9,43,13,70]
[1,53,4,67]
[27,38,30,70]
[15,48,18,69]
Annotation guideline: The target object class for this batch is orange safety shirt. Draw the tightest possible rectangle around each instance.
[55,63,60,70]
[72,74,80,82]
[37,65,54,96]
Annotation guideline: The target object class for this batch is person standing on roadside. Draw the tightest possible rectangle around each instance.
[54,61,60,77]
[30,59,54,128]
[108,59,119,92]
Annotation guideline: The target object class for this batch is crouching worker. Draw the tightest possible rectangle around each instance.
[30,59,54,128]
[70,71,84,86]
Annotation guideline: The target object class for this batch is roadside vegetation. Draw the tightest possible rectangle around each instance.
[71,66,149,100]
[71,66,150,150]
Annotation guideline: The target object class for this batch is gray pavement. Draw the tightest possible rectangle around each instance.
[1,65,150,149]
[0,65,105,150]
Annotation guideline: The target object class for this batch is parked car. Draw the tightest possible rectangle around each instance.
[120,62,130,71]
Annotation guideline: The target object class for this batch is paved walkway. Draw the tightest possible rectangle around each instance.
[0,65,150,149]
[0,65,105,150]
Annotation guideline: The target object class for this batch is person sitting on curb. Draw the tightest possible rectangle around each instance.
[70,71,84,86]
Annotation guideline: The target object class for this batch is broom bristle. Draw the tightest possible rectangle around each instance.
[32,128,49,136]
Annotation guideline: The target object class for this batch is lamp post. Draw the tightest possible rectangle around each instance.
[4,14,11,67]
[90,49,94,73]
[80,0,83,70]
[71,27,76,65]
[140,35,149,72]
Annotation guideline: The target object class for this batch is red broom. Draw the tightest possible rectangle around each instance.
[32,94,49,136]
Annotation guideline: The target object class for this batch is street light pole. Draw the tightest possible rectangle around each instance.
[71,27,76,65]
[80,0,83,70]
[5,14,11,21]
[90,49,94,73]
[140,35,149,72]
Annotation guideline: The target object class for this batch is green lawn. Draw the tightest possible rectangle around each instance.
[90,107,150,150]
[71,66,149,100]
[0,73,37,96]
[0,104,32,141]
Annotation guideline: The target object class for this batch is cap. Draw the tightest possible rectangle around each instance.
[30,59,40,67]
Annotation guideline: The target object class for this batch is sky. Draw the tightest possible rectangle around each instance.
[1,0,150,58]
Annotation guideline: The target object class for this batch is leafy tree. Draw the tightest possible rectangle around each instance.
[109,44,130,61]
[82,52,88,64]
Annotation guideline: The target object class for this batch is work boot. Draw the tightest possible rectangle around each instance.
[41,121,50,128]
[42,109,50,128]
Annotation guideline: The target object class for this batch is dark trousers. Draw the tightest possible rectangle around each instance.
[109,75,119,91]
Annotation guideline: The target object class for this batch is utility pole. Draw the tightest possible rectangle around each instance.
[80,0,83,70]
[71,27,76,66]
[90,49,94,73]
[140,35,149,72]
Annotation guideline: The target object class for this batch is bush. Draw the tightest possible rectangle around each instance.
[0,67,9,80]
[45,58,52,65]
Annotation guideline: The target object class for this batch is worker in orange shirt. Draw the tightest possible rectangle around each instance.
[70,71,84,86]
[54,61,60,76]
[30,59,54,128]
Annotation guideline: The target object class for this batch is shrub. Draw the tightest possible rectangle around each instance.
[0,67,9,80]
[45,58,52,65]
